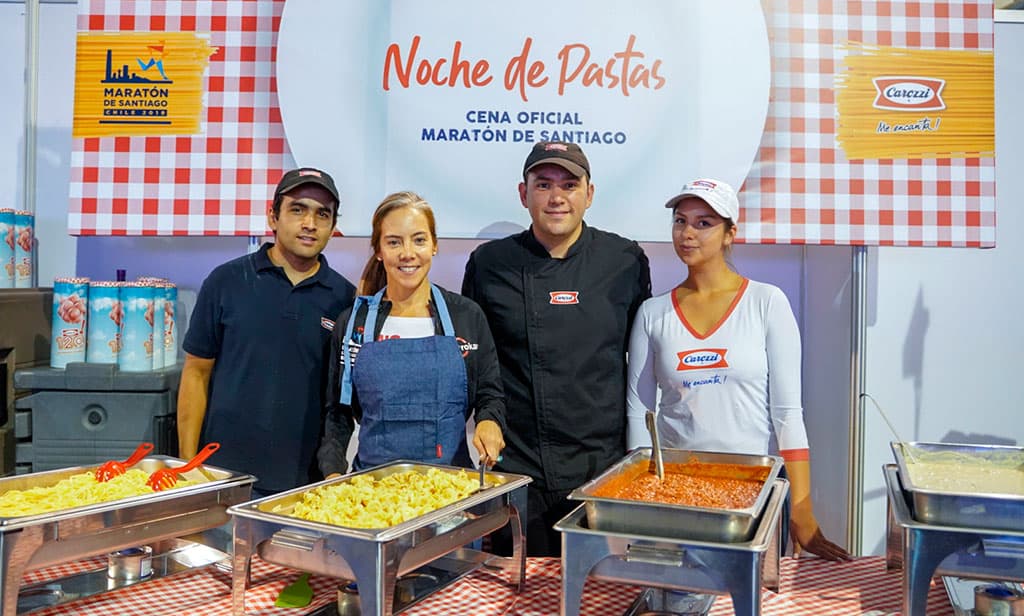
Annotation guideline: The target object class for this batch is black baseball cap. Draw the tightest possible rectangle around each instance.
[274,167,340,205]
[523,141,591,180]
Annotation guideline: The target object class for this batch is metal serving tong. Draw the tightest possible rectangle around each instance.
[95,442,154,482]
[146,442,220,491]
[645,411,665,480]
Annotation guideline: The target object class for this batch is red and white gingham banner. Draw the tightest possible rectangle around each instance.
[743,0,995,247]
[68,0,995,246]
[69,0,291,237]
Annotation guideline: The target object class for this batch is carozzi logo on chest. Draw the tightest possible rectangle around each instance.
[549,291,580,305]
[676,348,729,371]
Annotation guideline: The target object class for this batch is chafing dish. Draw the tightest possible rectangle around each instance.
[568,448,783,543]
[885,463,1024,616]
[228,460,531,616]
[0,456,254,616]
[557,478,789,616]
[892,441,1024,532]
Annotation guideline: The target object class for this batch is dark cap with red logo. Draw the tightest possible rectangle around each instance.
[523,141,591,180]
[274,167,340,205]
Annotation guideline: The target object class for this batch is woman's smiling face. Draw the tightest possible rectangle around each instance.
[377,206,437,296]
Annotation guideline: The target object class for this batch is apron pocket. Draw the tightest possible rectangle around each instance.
[370,403,435,463]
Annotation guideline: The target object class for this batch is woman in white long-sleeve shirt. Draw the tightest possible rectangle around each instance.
[626,178,850,561]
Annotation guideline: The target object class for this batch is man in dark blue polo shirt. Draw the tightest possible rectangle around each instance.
[178,168,356,495]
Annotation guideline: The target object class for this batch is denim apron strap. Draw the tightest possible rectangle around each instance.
[363,287,387,338]
[430,284,455,337]
[339,291,385,405]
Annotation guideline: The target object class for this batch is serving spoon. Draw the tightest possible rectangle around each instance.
[146,442,220,491]
[473,454,502,493]
[645,410,665,480]
[95,442,154,482]
[860,393,918,464]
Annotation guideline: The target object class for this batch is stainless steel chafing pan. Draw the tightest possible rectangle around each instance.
[0,456,254,616]
[892,441,1024,532]
[568,448,783,543]
[229,460,532,616]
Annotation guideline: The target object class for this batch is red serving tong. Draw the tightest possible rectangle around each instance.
[94,442,155,482]
[146,442,220,491]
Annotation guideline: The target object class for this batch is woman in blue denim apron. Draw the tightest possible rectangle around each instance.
[323,192,505,474]
[341,284,473,469]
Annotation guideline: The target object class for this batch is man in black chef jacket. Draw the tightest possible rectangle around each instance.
[462,142,651,555]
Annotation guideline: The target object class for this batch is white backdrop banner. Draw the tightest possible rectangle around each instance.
[275,0,770,239]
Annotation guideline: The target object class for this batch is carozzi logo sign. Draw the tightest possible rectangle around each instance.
[676,348,729,371]
[871,76,946,111]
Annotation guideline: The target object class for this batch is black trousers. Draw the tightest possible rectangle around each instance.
[489,484,576,557]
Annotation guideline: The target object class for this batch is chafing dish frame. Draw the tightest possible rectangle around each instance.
[0,456,255,616]
[884,463,1024,616]
[568,448,784,543]
[891,441,1024,533]
[228,460,532,616]
[556,478,788,616]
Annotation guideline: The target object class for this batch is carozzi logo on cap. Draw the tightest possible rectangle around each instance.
[676,348,729,371]
[688,179,718,191]
[872,76,946,111]
[546,143,569,152]
[549,291,579,305]
[299,169,323,178]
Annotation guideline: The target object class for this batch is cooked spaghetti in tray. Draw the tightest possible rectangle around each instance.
[0,469,195,517]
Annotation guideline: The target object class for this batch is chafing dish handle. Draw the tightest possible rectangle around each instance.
[624,544,685,567]
[982,538,1024,560]
[270,530,323,551]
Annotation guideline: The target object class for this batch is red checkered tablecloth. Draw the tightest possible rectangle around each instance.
[27,555,954,615]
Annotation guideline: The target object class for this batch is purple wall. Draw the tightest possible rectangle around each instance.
[76,236,253,291]
[76,235,806,321]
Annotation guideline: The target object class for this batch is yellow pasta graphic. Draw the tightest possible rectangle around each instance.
[73,32,216,138]
[835,43,993,160]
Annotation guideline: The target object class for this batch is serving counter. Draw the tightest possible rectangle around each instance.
[17,554,954,615]
[12,444,1012,614]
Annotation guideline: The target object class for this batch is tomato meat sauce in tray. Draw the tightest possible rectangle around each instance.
[569,449,783,542]
[591,459,771,510]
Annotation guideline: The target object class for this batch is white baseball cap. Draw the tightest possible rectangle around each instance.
[664,178,739,221]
